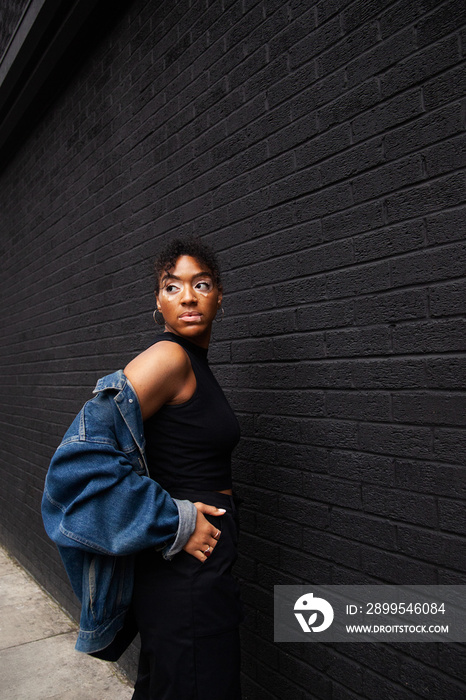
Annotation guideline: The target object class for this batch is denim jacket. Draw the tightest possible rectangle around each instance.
[41,370,197,657]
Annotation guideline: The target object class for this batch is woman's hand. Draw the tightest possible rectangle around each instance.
[183,502,225,562]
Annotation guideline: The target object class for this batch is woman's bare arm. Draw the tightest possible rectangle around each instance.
[124,340,224,561]
[124,340,193,420]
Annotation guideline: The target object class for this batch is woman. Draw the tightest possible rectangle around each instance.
[126,239,243,699]
[42,237,242,700]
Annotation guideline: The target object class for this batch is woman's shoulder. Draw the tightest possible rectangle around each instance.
[126,338,190,379]
[123,338,191,419]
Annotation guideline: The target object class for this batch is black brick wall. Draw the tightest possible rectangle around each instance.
[0,1,465,697]
[0,0,29,58]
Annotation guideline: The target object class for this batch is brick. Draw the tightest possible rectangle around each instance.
[369,673,422,700]
[228,187,269,224]
[322,201,385,241]
[276,443,329,472]
[434,428,466,465]
[326,390,391,420]
[424,133,466,179]
[346,27,416,88]
[379,0,440,38]
[256,658,307,700]
[327,655,366,696]
[360,422,433,458]
[320,136,384,187]
[205,87,243,127]
[192,78,230,120]
[208,1,244,45]
[380,35,460,99]
[269,8,318,59]
[272,333,326,361]
[279,652,332,698]
[351,88,424,143]
[398,526,466,570]
[417,0,466,47]
[279,547,333,583]
[297,299,354,331]
[288,15,341,70]
[318,78,381,131]
[354,288,427,325]
[300,239,354,275]
[353,154,424,204]
[249,152,295,190]
[385,173,466,223]
[332,684,369,700]
[318,21,380,75]
[384,103,463,161]
[424,62,466,110]
[268,220,323,256]
[295,122,351,169]
[228,47,267,89]
[268,112,319,157]
[393,319,466,354]
[425,208,466,245]
[222,201,286,241]
[224,2,264,52]
[269,165,321,206]
[267,62,319,109]
[274,275,326,306]
[426,358,466,389]
[430,279,466,317]
[326,260,391,298]
[279,494,329,529]
[363,484,437,525]
[327,325,392,357]
[255,511,303,548]
[341,0,394,32]
[330,509,396,549]
[353,220,426,263]
[316,0,346,26]
[393,392,466,427]
[400,660,466,700]
[361,548,438,584]
[301,528,362,569]
[438,499,466,534]
[329,450,395,485]
[297,181,354,220]
[302,472,362,508]
[438,645,466,684]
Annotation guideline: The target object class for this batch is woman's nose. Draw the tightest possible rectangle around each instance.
[181,284,197,303]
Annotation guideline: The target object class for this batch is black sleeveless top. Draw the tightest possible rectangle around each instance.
[144,332,240,491]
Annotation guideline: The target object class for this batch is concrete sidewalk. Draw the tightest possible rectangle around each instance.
[0,546,133,699]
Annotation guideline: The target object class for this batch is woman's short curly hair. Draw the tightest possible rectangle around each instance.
[154,237,222,294]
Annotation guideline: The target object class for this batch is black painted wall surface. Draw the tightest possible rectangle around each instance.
[0,1,465,697]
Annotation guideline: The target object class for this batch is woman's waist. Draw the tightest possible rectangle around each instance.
[169,487,237,511]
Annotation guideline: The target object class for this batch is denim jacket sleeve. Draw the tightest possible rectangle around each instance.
[42,371,197,559]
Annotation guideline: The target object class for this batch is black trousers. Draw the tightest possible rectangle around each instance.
[131,490,243,700]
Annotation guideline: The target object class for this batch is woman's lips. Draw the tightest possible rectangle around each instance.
[179,312,202,320]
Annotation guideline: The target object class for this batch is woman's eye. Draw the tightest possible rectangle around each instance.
[196,280,213,291]
[165,284,179,293]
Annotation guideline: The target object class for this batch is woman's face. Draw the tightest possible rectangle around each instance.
[156,255,222,346]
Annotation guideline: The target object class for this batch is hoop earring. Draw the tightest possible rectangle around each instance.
[215,306,224,322]
[153,309,165,326]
